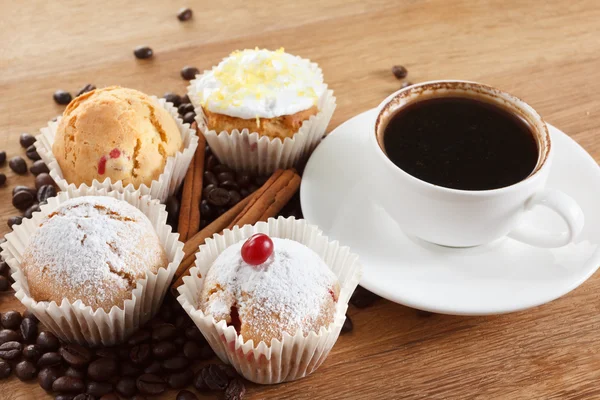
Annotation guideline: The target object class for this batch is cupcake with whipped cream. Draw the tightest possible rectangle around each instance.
[188,48,336,174]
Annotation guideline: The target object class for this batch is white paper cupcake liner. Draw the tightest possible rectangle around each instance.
[177,216,362,384]
[35,96,199,203]
[187,67,336,175]
[0,187,185,346]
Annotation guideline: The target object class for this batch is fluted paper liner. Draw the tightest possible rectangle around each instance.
[0,187,184,346]
[177,216,362,384]
[35,96,199,203]
[187,62,336,175]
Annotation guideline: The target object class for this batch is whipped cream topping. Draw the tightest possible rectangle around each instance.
[194,48,326,119]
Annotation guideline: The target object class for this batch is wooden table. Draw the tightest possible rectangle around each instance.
[1,0,599,398]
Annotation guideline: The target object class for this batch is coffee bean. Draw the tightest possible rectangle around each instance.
[0,173,5,187]
[180,94,190,104]
[207,187,231,207]
[38,352,62,368]
[350,286,380,308]
[7,216,23,229]
[0,276,9,292]
[120,361,142,377]
[13,190,34,210]
[162,355,189,372]
[38,366,62,391]
[205,154,217,170]
[53,376,85,393]
[0,261,7,276]
[166,196,180,226]
[134,46,153,59]
[127,329,150,346]
[341,314,353,333]
[15,360,37,381]
[392,65,408,79]
[163,93,182,107]
[94,348,118,359]
[129,343,151,365]
[20,133,36,148]
[30,160,50,176]
[0,329,21,344]
[199,344,215,360]
[151,341,177,359]
[1,310,21,330]
[0,360,11,379]
[76,84,96,97]
[21,344,41,363]
[9,156,27,174]
[13,185,37,197]
[61,343,93,368]
[74,394,96,400]
[174,336,186,348]
[37,331,59,351]
[0,341,22,360]
[178,103,194,115]
[181,66,199,80]
[38,184,57,204]
[184,325,204,342]
[216,171,234,183]
[54,90,73,105]
[225,378,246,400]
[218,364,238,379]
[226,190,241,206]
[152,323,177,341]
[55,395,76,400]
[100,394,121,400]
[174,314,189,329]
[183,111,196,124]
[26,144,41,161]
[168,368,193,389]
[136,373,167,395]
[0,151,5,165]
[87,381,114,397]
[202,364,230,390]
[88,357,118,381]
[204,173,219,190]
[176,389,198,400]
[65,367,86,380]
[20,317,38,341]
[401,81,413,89]
[116,376,137,397]
[182,341,202,360]
[212,163,231,174]
[23,203,41,219]
[177,7,193,21]
[143,359,162,375]
[23,310,37,322]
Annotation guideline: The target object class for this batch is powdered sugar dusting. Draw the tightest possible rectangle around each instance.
[201,238,338,341]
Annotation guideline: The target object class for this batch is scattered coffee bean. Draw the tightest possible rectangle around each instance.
[61,343,93,367]
[26,144,41,161]
[65,367,86,380]
[0,341,22,360]
[0,329,21,344]
[76,84,96,97]
[342,314,353,333]
[20,133,36,148]
[202,364,230,390]
[35,173,55,189]
[23,203,41,219]
[0,173,5,187]
[7,216,23,229]
[207,187,231,207]
[152,323,177,341]
[23,310,37,322]
[22,344,42,362]
[15,360,37,381]
[168,368,193,389]
[37,184,57,204]
[350,286,380,308]
[0,276,8,292]
[177,389,199,400]
[0,151,5,165]
[177,7,193,21]
[88,356,118,381]
[54,90,73,105]
[30,160,50,175]
[183,111,196,124]
[151,341,177,360]
[218,364,239,379]
[9,156,27,174]
[134,46,153,60]
[74,394,96,400]
[13,185,37,197]
[392,65,408,79]
[38,366,62,391]
[0,360,11,379]
[181,66,199,80]
[116,376,137,397]
[136,373,167,395]
[401,81,413,89]
[38,351,62,368]
[37,331,60,351]
[1,310,22,329]
[20,317,38,341]
[130,343,152,365]
[87,381,114,397]
[225,378,246,400]
[53,376,85,393]
[13,190,34,210]
[163,92,182,107]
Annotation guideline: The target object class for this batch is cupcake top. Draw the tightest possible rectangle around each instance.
[52,86,183,189]
[199,234,339,345]
[194,48,326,119]
[21,196,168,312]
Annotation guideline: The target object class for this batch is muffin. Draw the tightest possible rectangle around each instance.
[52,86,183,188]
[188,48,336,174]
[199,234,340,344]
[21,196,168,312]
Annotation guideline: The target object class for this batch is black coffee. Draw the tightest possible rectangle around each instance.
[382,97,538,190]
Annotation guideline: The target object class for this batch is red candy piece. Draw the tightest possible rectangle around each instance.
[109,148,121,159]
[241,233,274,266]
[97,156,107,175]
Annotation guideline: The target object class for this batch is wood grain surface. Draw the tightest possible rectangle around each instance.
[1,0,600,399]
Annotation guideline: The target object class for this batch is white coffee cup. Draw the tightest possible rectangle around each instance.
[371,80,584,248]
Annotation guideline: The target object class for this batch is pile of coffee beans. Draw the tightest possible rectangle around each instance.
[0,294,247,399]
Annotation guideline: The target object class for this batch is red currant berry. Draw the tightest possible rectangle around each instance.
[241,233,274,265]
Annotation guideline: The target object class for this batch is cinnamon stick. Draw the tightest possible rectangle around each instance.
[177,123,205,241]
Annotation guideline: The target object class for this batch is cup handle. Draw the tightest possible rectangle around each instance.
[507,189,584,248]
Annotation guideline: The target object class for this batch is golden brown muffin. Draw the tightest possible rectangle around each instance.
[199,237,339,345]
[21,196,168,312]
[52,86,183,188]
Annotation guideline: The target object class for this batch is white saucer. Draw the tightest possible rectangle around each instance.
[301,108,600,315]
